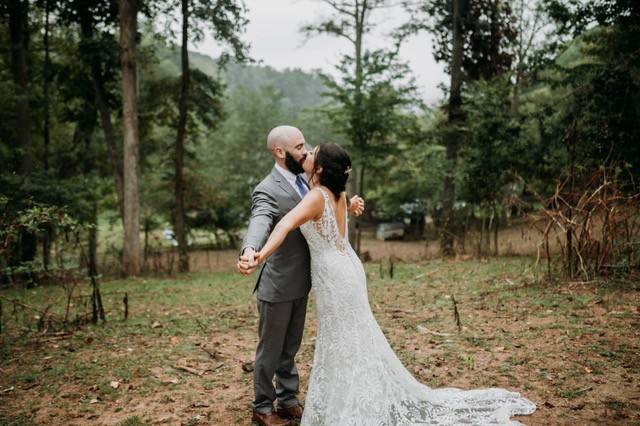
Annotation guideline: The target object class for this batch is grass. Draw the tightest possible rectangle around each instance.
[1,256,639,425]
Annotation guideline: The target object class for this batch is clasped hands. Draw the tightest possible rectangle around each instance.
[237,247,261,276]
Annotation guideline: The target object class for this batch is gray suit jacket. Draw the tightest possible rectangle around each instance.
[241,167,311,303]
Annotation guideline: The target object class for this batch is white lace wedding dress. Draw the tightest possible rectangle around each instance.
[298,188,536,425]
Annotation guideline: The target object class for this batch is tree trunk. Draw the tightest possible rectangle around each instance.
[440,0,465,256]
[43,0,51,171]
[348,2,366,253]
[119,0,141,276]
[81,120,99,277]
[174,0,190,273]
[9,0,37,269]
[9,0,33,178]
[479,213,486,256]
[41,0,53,272]
[143,218,150,272]
[566,114,578,278]
[88,202,98,277]
[355,162,365,254]
[347,168,358,248]
[493,203,499,256]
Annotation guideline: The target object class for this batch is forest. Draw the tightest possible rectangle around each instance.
[0,0,639,424]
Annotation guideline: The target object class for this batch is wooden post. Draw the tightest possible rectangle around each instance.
[96,278,105,322]
[123,292,128,321]
[452,295,461,334]
[91,276,98,324]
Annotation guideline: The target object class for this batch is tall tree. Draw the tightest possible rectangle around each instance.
[8,0,38,265]
[119,0,141,275]
[402,0,517,255]
[40,0,53,270]
[440,0,464,255]
[170,0,248,272]
[303,0,418,252]
[174,0,190,272]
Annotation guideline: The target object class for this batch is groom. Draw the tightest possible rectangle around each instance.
[237,125,364,426]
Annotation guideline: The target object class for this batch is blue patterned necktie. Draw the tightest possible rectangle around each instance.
[295,175,309,197]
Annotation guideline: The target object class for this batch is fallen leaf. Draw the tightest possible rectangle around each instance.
[151,321,162,329]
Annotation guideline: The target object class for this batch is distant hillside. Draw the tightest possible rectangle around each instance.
[148,40,327,110]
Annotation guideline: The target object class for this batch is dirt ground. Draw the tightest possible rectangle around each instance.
[0,257,638,426]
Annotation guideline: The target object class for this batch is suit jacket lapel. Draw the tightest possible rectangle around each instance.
[271,167,302,203]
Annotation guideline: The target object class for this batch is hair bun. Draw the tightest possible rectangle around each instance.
[313,143,352,199]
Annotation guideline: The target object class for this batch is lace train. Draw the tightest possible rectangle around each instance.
[298,188,536,425]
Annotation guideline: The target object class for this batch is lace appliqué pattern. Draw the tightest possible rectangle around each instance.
[309,188,348,255]
[299,187,536,426]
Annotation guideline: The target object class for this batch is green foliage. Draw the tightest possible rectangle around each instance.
[0,183,84,276]
[403,0,517,79]
[540,0,640,178]
[461,78,526,205]
[0,0,637,274]
[321,50,420,154]
[366,110,446,218]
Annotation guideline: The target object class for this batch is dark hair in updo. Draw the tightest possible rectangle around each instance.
[313,142,352,200]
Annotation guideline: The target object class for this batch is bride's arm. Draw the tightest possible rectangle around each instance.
[256,189,324,263]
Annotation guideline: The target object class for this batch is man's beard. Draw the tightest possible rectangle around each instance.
[285,151,305,175]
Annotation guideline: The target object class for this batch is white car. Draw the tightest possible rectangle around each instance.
[376,222,405,241]
[162,228,192,246]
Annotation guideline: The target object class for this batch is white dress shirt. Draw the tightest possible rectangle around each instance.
[275,163,308,198]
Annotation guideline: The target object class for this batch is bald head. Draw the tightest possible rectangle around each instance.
[267,125,304,152]
[266,125,307,172]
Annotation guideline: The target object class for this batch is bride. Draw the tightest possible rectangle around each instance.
[254,142,536,425]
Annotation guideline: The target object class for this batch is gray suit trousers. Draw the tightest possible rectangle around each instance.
[252,295,308,413]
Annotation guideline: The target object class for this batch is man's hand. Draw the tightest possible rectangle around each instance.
[237,247,259,276]
[348,195,365,217]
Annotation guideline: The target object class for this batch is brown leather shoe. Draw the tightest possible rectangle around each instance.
[252,409,291,426]
[276,404,303,420]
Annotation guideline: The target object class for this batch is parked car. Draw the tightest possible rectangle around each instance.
[376,222,405,241]
[162,228,192,246]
